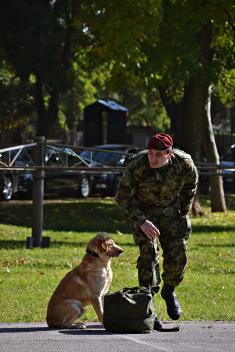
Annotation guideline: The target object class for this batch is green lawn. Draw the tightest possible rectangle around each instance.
[0,197,234,322]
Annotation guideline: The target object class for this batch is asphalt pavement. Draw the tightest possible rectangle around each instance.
[0,321,234,352]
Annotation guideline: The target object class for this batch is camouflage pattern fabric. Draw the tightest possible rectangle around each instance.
[115,149,198,289]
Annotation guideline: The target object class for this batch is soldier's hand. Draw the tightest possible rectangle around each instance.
[140,220,160,240]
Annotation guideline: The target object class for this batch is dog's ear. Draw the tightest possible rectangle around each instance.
[87,236,100,250]
[101,240,108,252]
[97,238,106,251]
[87,234,106,251]
[101,239,113,253]
[87,233,111,254]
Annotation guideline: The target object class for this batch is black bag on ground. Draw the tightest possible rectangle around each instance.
[103,286,155,333]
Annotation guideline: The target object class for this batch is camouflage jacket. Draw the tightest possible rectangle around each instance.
[115,149,198,226]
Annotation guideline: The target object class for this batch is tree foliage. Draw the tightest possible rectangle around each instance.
[77,0,234,212]
[0,1,234,152]
[0,0,85,138]
[0,60,34,139]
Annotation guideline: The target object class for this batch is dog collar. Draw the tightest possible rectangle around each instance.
[86,249,99,258]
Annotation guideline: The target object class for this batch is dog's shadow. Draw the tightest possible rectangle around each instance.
[0,324,113,336]
[0,327,50,333]
[59,324,113,335]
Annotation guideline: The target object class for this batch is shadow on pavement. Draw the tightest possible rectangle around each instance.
[0,326,50,333]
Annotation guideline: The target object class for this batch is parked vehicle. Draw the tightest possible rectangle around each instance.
[18,145,96,199]
[79,144,141,195]
[1,143,142,200]
[221,144,235,192]
[0,147,23,200]
[0,171,19,200]
[0,145,95,200]
[198,144,235,194]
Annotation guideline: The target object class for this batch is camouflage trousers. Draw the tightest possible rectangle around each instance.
[131,213,192,292]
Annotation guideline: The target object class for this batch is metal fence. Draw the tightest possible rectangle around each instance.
[1,137,235,248]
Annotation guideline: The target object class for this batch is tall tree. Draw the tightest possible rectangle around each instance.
[80,0,235,211]
[149,1,235,211]
[0,0,84,138]
[0,60,34,143]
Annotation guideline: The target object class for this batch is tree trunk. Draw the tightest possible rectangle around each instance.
[46,90,60,138]
[181,77,204,161]
[34,73,59,138]
[159,80,204,216]
[181,76,205,216]
[180,22,226,213]
[202,86,227,212]
[191,193,204,217]
[159,73,227,214]
[158,86,182,147]
[199,23,226,212]
[35,73,46,137]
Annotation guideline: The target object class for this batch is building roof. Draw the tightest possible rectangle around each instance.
[85,99,128,112]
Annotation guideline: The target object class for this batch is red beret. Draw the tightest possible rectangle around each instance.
[147,133,173,150]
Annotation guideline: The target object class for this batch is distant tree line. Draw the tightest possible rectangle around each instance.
[0,0,235,211]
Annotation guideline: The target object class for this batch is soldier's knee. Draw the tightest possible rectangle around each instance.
[137,256,152,269]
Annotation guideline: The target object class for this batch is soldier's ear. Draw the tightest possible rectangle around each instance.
[167,149,173,158]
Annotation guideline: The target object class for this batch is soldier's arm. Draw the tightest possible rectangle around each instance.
[115,165,147,226]
[178,159,198,215]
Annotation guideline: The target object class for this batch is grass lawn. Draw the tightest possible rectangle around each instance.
[0,196,234,323]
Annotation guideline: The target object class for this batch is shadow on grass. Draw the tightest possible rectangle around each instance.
[191,243,235,248]
[0,239,137,250]
[1,199,235,234]
[0,200,131,233]
[0,240,26,249]
[193,225,235,233]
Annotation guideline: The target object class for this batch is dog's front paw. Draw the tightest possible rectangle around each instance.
[77,322,86,329]
[66,322,86,329]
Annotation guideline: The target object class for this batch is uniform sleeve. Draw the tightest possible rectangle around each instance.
[179,159,198,215]
[115,164,147,226]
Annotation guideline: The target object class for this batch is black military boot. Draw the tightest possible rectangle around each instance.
[153,316,163,331]
[161,283,181,320]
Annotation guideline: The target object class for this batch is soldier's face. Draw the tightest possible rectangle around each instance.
[148,149,172,168]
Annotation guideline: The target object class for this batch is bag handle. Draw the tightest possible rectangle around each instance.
[120,287,152,295]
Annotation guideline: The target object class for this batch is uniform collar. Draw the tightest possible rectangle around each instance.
[152,161,171,181]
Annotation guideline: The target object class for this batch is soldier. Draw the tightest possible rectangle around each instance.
[115,132,198,330]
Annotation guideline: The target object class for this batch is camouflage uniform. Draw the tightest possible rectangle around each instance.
[115,149,198,293]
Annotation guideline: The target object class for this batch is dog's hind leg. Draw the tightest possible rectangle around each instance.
[62,301,86,329]
[48,300,86,329]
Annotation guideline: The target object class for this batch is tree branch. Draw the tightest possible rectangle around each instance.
[221,7,235,33]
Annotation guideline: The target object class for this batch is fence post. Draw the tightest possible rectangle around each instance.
[26,136,50,248]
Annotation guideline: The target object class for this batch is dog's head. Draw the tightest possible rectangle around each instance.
[87,232,123,259]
